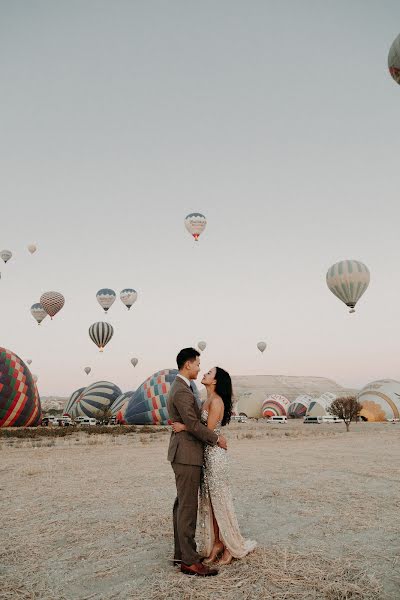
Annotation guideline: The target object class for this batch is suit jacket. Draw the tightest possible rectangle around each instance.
[167,376,218,466]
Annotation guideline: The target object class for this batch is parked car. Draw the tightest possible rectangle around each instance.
[303,416,343,424]
[79,417,97,426]
[231,415,247,423]
[267,416,287,424]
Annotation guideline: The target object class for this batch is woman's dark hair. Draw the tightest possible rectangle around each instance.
[176,347,200,370]
[215,367,233,426]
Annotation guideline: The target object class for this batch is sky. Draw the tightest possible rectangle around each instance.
[1,1,400,397]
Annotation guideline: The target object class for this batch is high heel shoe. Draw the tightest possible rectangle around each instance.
[203,541,224,565]
[216,551,233,566]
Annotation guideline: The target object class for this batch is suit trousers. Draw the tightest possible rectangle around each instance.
[172,462,202,565]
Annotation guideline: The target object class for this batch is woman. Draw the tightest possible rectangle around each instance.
[172,367,256,565]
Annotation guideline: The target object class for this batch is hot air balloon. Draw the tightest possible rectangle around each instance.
[26,359,32,365]
[262,395,290,418]
[111,391,134,424]
[326,260,370,313]
[125,369,178,425]
[184,213,207,241]
[1,250,12,263]
[131,358,138,367]
[73,381,122,419]
[198,341,207,352]
[257,341,267,353]
[388,33,400,85]
[89,322,114,352]
[0,347,41,427]
[40,291,65,319]
[84,367,91,375]
[96,289,116,313]
[64,387,86,417]
[120,289,137,310]
[288,395,313,418]
[31,303,48,325]
[27,244,37,254]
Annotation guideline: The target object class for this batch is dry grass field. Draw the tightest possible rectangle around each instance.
[1,420,399,599]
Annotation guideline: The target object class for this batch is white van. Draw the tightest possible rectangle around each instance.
[80,417,97,426]
[267,416,287,424]
[303,416,322,424]
[304,416,343,424]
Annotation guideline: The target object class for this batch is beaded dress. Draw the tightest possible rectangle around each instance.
[197,409,257,558]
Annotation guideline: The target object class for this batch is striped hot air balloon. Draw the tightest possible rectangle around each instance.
[287,395,313,418]
[64,387,86,417]
[40,291,65,319]
[111,391,134,424]
[73,381,122,419]
[326,260,370,314]
[0,347,41,427]
[89,322,114,352]
[125,369,178,425]
[262,395,290,418]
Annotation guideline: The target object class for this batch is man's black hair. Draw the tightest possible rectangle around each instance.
[176,347,200,370]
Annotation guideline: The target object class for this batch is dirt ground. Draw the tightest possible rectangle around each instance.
[1,420,399,599]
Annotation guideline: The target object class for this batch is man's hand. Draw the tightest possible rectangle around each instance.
[217,435,227,450]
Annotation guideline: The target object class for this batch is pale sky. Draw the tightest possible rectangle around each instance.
[1,1,400,396]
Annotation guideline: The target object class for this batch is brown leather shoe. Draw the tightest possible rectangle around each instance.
[181,562,218,576]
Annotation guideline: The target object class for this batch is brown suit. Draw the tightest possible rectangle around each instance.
[167,376,218,564]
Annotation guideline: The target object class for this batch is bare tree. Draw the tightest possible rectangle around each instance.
[328,396,362,432]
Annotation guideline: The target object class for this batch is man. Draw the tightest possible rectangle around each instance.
[167,347,228,576]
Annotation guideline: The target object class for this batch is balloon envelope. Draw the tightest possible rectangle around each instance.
[28,244,37,254]
[125,369,178,425]
[326,260,370,313]
[31,303,47,325]
[40,291,65,319]
[89,322,114,351]
[184,213,207,241]
[388,33,400,84]
[262,395,290,418]
[26,359,32,365]
[0,347,41,427]
[131,358,138,367]
[96,289,116,313]
[0,250,12,264]
[111,391,134,424]
[84,367,91,375]
[198,341,207,352]
[257,341,267,353]
[64,387,86,417]
[73,381,122,419]
[120,289,137,310]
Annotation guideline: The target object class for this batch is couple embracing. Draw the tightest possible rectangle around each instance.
[167,347,256,577]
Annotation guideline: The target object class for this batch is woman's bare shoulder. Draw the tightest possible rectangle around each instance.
[210,395,224,410]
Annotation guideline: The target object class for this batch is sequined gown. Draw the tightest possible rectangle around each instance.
[197,409,257,559]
